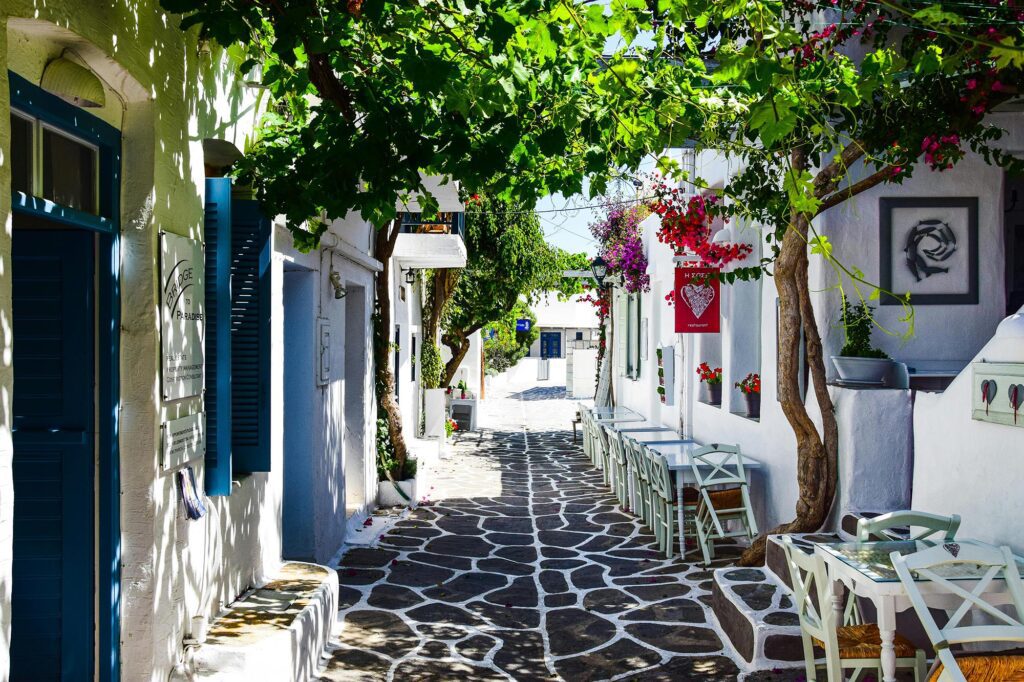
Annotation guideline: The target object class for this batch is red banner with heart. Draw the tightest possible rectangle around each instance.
[675,267,720,333]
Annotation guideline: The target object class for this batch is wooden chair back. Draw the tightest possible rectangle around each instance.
[688,443,747,489]
[892,542,1024,682]
[857,510,962,543]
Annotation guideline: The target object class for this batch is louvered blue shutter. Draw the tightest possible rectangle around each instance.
[230,198,271,473]
[204,178,233,495]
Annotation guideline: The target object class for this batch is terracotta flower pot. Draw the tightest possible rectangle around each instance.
[701,382,722,405]
[744,392,761,419]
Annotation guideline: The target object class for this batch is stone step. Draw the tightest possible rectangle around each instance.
[710,566,804,670]
[183,562,338,681]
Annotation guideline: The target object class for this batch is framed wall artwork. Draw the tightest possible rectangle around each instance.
[879,197,979,305]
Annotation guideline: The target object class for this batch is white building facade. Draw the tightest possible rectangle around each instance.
[609,118,1024,546]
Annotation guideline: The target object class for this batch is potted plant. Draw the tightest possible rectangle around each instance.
[831,300,894,384]
[376,418,420,507]
[697,362,723,405]
[457,380,468,399]
[735,372,761,418]
[445,417,458,440]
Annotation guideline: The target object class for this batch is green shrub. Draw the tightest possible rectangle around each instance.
[839,300,889,359]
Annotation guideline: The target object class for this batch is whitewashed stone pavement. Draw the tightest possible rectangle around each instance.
[319,384,804,681]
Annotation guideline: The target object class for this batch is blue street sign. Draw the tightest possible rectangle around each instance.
[515,319,531,332]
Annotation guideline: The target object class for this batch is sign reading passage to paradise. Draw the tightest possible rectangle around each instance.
[160,232,205,400]
[675,267,720,334]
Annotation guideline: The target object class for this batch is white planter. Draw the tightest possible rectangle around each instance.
[831,356,894,384]
[424,388,447,440]
[377,476,418,508]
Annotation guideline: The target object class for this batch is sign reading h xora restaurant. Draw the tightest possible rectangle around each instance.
[675,266,720,334]
[160,232,205,400]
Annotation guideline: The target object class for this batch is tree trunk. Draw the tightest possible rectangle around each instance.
[424,268,459,341]
[441,331,474,386]
[373,221,410,479]
[738,162,839,566]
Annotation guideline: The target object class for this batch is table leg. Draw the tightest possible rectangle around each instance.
[830,579,845,627]
[622,458,630,512]
[876,599,898,682]
[675,471,685,556]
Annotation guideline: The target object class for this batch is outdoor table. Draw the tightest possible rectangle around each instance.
[590,408,646,424]
[629,431,691,444]
[612,421,675,433]
[814,539,1022,682]
[646,441,762,560]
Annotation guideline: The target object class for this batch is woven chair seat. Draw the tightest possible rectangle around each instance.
[675,487,699,504]
[811,624,916,660]
[698,486,744,511]
[928,654,1024,681]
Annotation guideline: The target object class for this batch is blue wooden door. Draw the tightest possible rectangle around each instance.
[11,229,95,681]
[541,332,561,359]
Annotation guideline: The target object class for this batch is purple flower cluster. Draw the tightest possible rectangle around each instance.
[589,203,651,294]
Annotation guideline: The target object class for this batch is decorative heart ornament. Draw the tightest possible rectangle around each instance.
[944,542,961,558]
[681,282,716,319]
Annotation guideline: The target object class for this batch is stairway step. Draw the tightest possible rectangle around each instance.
[710,566,804,669]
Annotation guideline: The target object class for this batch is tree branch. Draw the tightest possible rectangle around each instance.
[816,166,894,214]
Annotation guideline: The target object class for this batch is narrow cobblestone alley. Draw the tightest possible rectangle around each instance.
[318,386,778,681]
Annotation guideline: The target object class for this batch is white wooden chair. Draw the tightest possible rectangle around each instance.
[603,425,629,510]
[781,536,927,681]
[892,542,1024,681]
[857,511,961,543]
[591,422,611,485]
[688,444,757,565]
[644,443,698,559]
[578,404,592,461]
[621,435,650,521]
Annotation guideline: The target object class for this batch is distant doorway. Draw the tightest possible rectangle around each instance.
[541,332,562,359]
[344,285,368,517]
[1005,171,1024,315]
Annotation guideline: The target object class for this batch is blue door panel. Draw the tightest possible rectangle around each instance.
[11,229,95,681]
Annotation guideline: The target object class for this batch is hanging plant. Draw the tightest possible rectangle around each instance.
[651,182,753,267]
[588,203,652,294]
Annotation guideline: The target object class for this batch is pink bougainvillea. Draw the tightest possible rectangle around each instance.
[588,203,651,294]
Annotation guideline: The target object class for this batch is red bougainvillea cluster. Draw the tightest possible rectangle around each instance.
[651,182,753,267]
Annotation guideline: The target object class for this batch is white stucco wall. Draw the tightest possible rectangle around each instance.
[911,309,1024,550]
[0,5,277,679]
[276,216,378,565]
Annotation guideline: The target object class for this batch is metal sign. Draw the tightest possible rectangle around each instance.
[516,318,532,332]
[161,412,206,471]
[160,232,205,400]
[674,267,720,334]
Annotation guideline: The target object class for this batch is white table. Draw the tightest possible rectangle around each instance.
[612,421,675,433]
[591,410,646,424]
[815,539,1020,682]
[646,441,762,559]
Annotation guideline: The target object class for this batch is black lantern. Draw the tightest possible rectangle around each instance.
[590,255,609,289]
[404,268,416,285]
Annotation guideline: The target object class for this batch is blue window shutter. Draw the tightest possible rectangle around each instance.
[204,178,233,495]
[230,198,271,473]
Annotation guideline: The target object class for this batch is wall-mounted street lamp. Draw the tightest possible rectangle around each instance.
[590,256,609,290]
[404,268,416,285]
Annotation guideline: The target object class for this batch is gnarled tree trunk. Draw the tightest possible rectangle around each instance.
[422,268,461,389]
[373,220,410,478]
[738,155,839,566]
[441,328,478,387]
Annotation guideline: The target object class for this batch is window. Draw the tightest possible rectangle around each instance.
[203,177,272,495]
[42,126,97,214]
[616,291,642,379]
[10,113,32,195]
[575,331,584,341]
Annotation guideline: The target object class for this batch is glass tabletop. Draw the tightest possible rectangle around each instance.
[614,422,674,432]
[817,539,1024,583]
[628,431,688,443]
